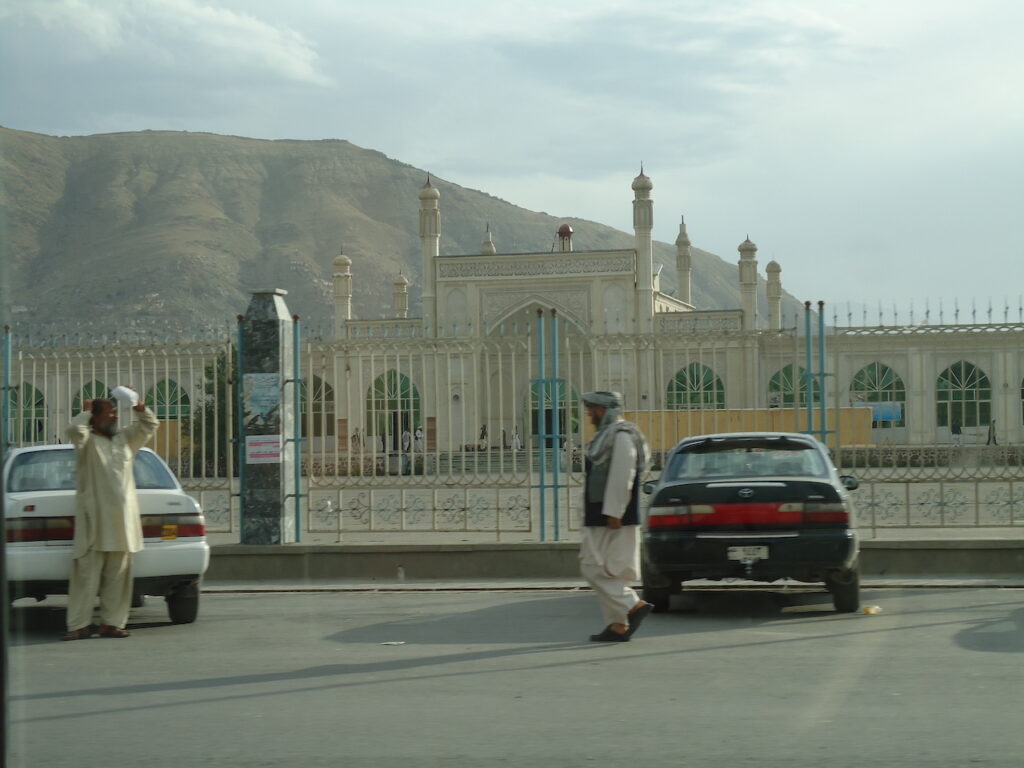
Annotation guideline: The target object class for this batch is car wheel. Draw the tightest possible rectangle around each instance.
[166,584,200,624]
[642,586,671,613]
[827,568,860,613]
[131,593,146,608]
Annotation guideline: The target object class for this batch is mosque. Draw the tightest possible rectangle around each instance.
[319,169,1023,454]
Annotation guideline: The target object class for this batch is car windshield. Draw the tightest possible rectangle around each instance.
[6,450,178,492]
[665,438,830,481]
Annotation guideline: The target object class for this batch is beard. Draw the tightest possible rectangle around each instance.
[97,421,120,437]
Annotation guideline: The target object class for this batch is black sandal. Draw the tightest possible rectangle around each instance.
[590,626,630,642]
[626,603,654,638]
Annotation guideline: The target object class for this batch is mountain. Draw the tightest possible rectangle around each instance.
[0,126,794,337]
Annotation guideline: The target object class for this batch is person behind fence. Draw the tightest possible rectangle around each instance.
[951,419,962,447]
[61,393,158,640]
[579,391,654,642]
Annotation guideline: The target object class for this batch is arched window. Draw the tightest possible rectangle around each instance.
[72,380,109,414]
[667,363,725,410]
[936,361,990,428]
[301,376,335,437]
[145,379,191,420]
[850,363,906,428]
[768,364,820,408]
[7,383,45,443]
[366,371,421,450]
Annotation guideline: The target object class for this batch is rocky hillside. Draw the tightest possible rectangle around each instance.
[0,126,792,337]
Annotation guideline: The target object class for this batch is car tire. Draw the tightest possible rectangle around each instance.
[166,584,200,624]
[642,586,671,613]
[827,568,860,613]
[131,593,146,608]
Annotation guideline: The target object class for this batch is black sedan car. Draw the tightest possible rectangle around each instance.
[641,432,861,613]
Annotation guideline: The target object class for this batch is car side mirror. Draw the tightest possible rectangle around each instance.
[840,475,859,491]
[642,480,657,495]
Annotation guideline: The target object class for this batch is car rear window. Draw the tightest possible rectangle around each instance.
[665,438,829,481]
[6,449,178,492]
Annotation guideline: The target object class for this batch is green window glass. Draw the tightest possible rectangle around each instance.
[849,363,906,428]
[667,363,725,410]
[935,361,990,428]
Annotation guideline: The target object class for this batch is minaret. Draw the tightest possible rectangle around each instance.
[393,271,410,318]
[675,215,692,305]
[333,248,352,337]
[480,223,497,255]
[766,260,782,331]
[632,168,655,331]
[418,176,440,335]
[738,236,758,331]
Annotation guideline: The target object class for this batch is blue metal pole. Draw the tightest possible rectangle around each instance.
[550,308,560,542]
[817,300,827,442]
[2,325,12,460]
[536,308,547,542]
[804,301,814,433]
[292,315,303,543]
[235,315,246,532]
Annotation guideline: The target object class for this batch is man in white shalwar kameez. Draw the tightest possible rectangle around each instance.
[579,391,654,642]
[62,395,158,640]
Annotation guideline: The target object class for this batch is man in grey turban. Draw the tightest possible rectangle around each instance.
[579,391,653,641]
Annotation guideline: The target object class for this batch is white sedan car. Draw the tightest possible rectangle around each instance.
[4,444,210,624]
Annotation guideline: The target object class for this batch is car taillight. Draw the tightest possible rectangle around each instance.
[804,502,849,523]
[6,516,74,543]
[141,514,206,539]
[647,505,707,528]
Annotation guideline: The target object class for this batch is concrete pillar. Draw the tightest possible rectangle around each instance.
[240,289,298,544]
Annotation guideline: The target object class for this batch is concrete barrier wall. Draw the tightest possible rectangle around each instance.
[206,539,1024,583]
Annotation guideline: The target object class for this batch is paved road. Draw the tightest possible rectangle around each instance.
[7,586,1024,767]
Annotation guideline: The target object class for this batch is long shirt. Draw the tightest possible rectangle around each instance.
[65,408,159,558]
[579,430,640,579]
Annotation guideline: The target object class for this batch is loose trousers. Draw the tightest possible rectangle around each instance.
[580,560,640,627]
[66,549,133,631]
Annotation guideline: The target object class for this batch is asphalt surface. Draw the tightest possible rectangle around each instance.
[7,585,1024,767]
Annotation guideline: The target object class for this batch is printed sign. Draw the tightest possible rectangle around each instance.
[246,435,282,464]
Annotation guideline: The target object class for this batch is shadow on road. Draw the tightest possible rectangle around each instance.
[953,607,1024,653]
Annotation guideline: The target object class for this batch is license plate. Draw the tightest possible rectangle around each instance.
[161,524,178,540]
[727,545,768,562]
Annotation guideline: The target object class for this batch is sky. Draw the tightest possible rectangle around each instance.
[2,0,1023,324]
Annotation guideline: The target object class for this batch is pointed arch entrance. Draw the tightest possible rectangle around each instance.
[366,370,421,451]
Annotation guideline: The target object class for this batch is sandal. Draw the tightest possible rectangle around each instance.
[62,625,96,641]
[589,625,630,642]
[626,603,654,638]
[97,624,131,638]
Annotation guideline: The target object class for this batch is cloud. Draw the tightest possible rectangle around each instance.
[2,0,331,87]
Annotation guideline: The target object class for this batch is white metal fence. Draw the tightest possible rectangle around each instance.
[4,325,1023,541]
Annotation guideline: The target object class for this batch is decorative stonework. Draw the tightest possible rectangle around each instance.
[658,312,743,333]
[482,289,590,330]
[438,253,634,280]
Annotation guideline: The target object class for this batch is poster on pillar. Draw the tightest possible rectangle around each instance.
[243,372,282,433]
[245,434,282,463]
